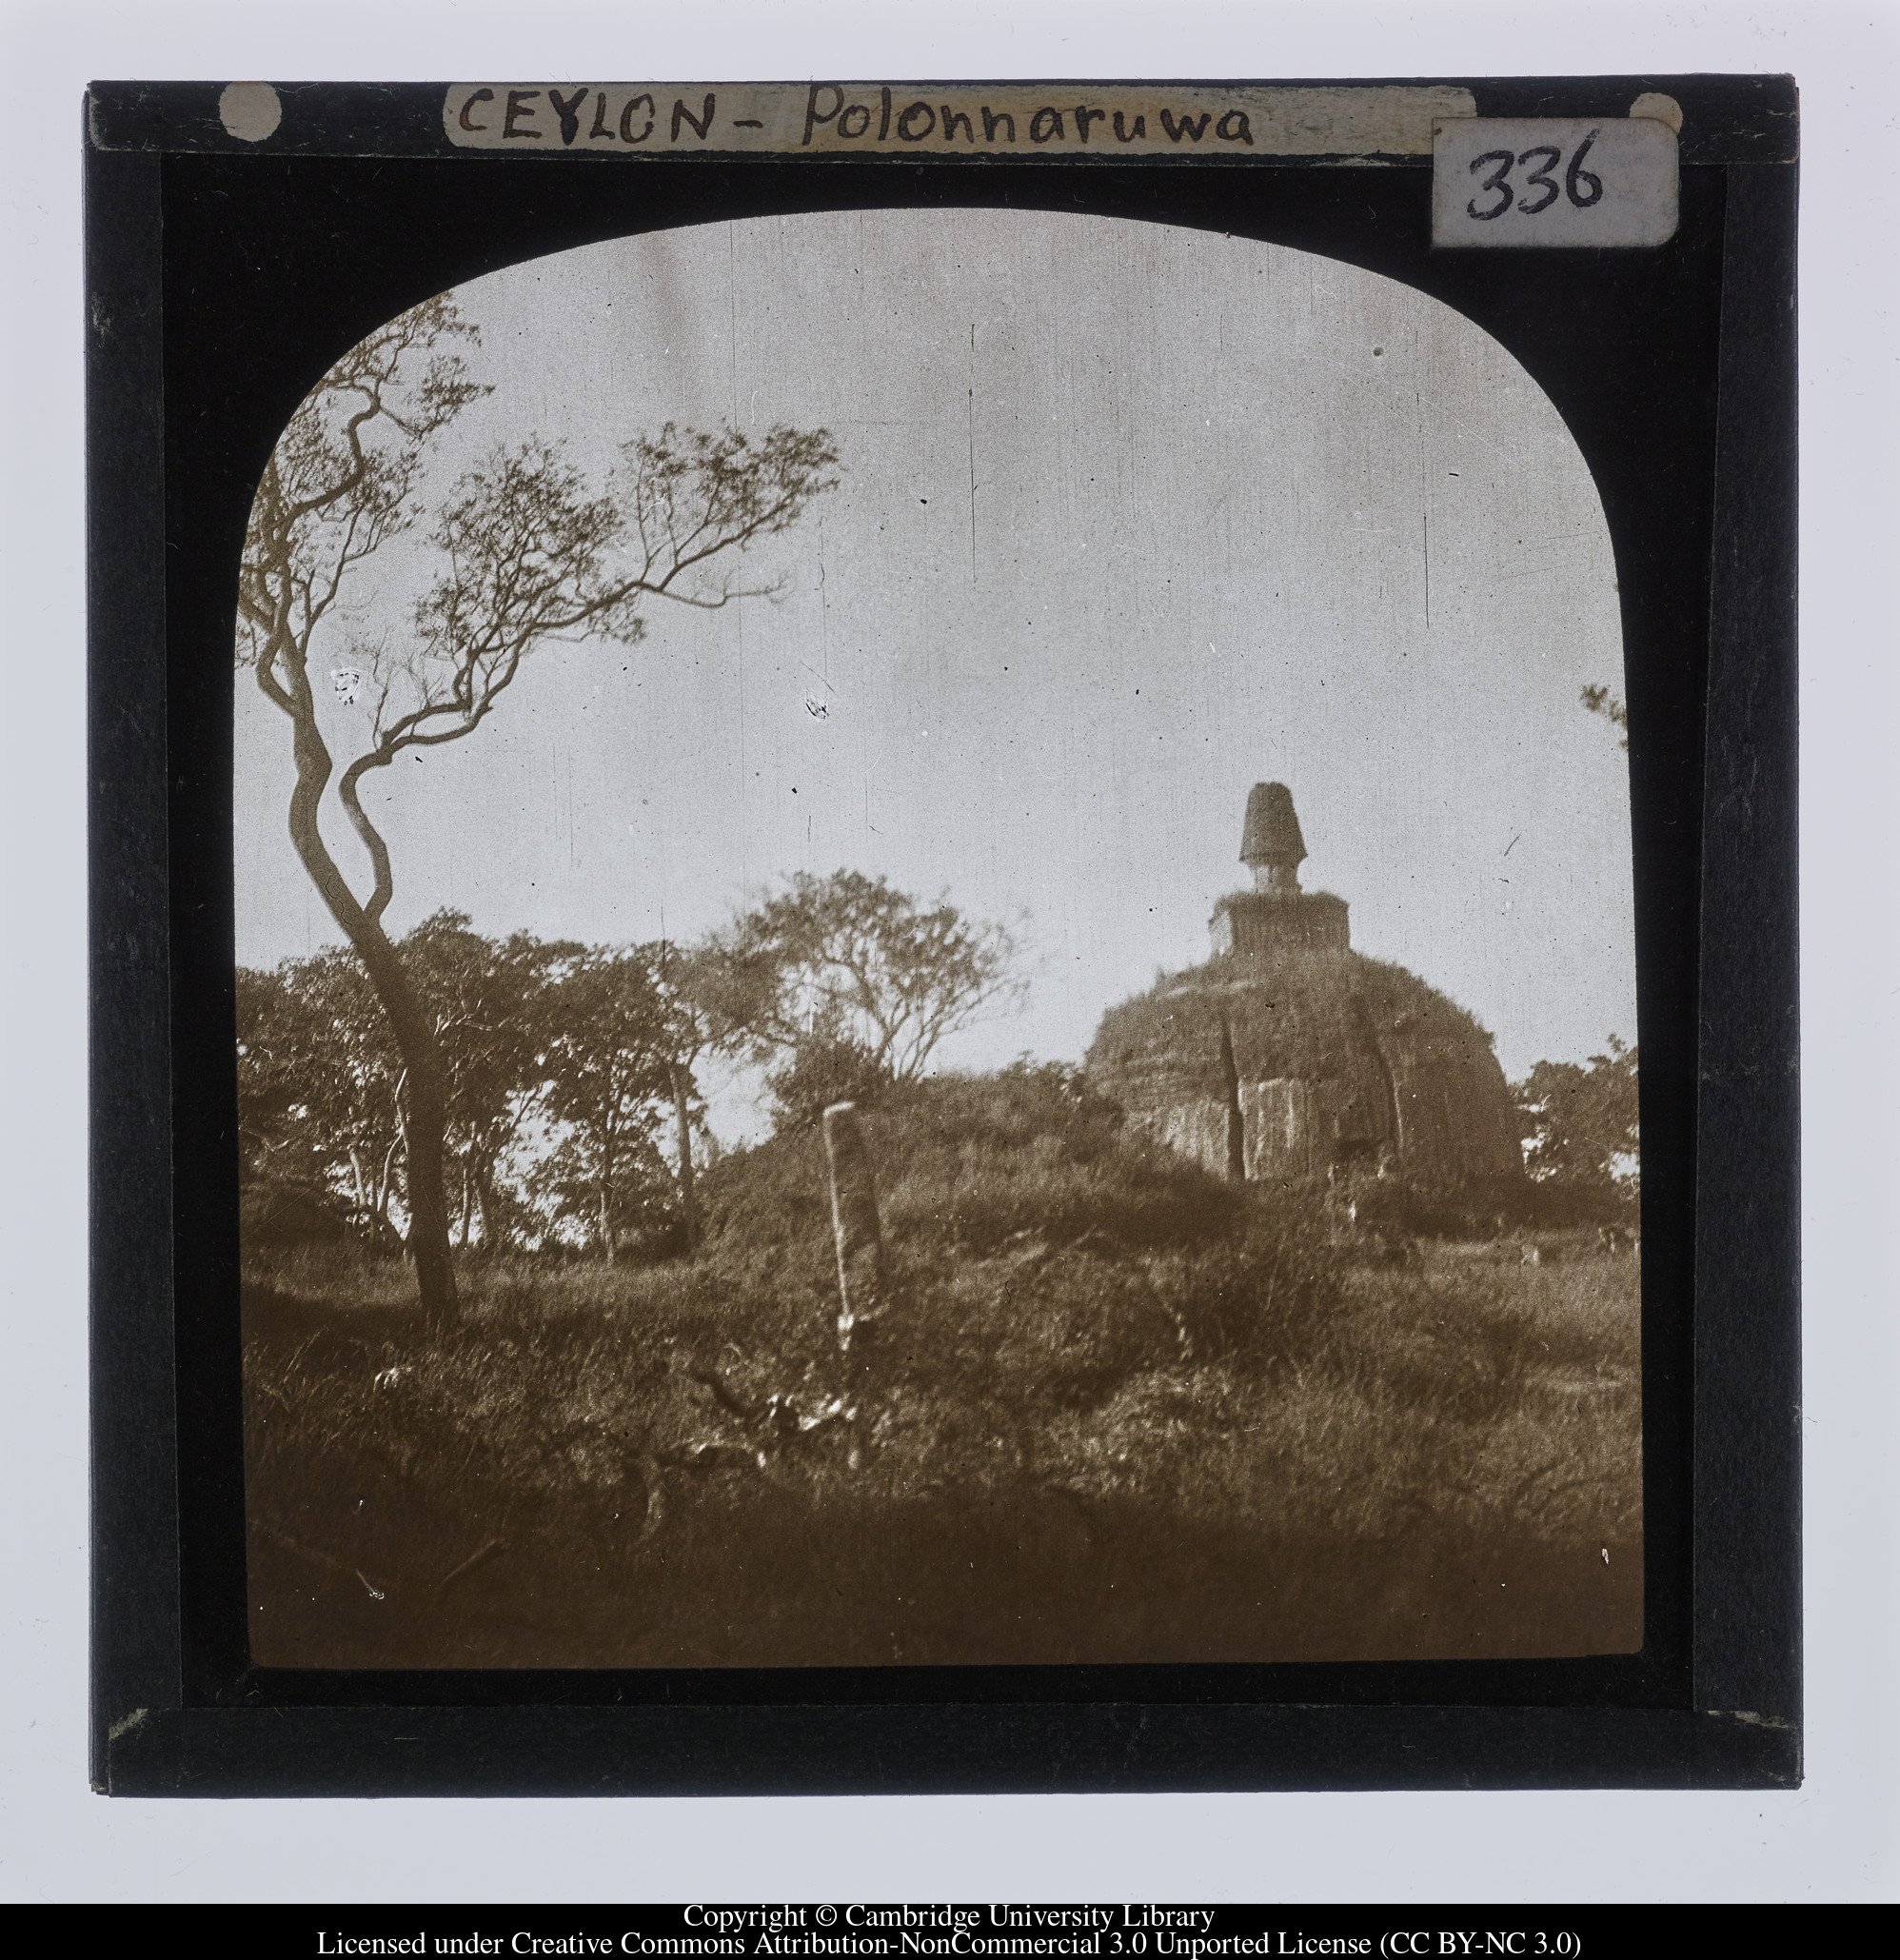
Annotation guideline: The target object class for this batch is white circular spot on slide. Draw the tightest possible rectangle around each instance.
[219,82,283,142]
[1628,91,1683,134]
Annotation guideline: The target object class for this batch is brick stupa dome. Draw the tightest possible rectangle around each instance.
[1085,783,1524,1187]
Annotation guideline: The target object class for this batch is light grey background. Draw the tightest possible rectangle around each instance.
[237,209,1635,1141]
[3,0,1893,1908]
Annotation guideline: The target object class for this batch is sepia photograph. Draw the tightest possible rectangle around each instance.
[234,206,1644,1670]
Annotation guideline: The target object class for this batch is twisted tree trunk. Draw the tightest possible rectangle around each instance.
[282,691,460,1329]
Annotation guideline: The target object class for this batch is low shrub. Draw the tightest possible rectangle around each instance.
[239,1178,353,1249]
[1158,1219,1349,1367]
[241,1062,1643,1669]
[766,1032,896,1132]
[1343,1171,1636,1241]
[696,1064,1245,1275]
[868,1065,1245,1255]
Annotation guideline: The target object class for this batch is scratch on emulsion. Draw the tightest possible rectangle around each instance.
[967,323,979,586]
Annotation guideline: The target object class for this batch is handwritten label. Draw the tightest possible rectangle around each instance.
[443,83,1476,158]
[1433,117,1678,247]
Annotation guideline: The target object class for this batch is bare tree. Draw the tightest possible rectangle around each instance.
[238,297,841,1326]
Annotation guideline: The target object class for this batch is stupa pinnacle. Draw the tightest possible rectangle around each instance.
[1239,781,1307,890]
[1209,783,1351,960]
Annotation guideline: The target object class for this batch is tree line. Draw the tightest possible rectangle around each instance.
[238,871,1022,1264]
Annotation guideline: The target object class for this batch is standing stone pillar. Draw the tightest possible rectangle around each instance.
[822,1102,885,1355]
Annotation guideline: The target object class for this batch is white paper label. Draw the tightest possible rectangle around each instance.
[1433,117,1679,248]
[441,83,1477,158]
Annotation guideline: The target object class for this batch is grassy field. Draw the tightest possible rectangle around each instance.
[242,1072,1641,1668]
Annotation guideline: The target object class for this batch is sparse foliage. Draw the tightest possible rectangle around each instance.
[715,871,1025,1115]
[1581,683,1630,750]
[624,423,845,600]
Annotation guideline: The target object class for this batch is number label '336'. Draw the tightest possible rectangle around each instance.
[1432,115,1679,248]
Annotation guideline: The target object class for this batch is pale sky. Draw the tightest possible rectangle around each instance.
[235,208,1636,1124]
